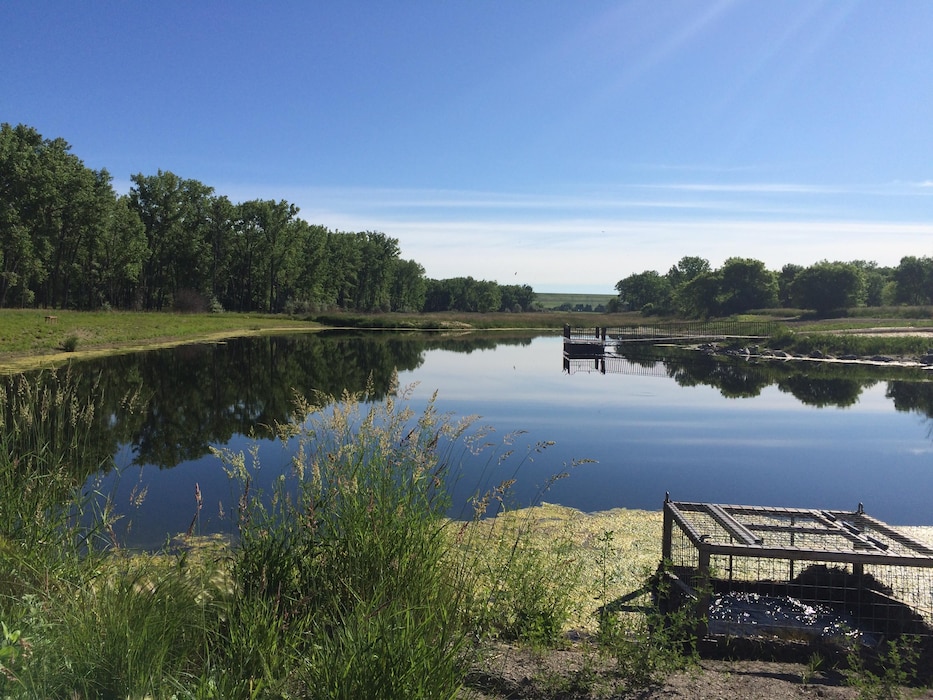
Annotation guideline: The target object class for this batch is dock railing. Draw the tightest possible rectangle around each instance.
[563,320,776,345]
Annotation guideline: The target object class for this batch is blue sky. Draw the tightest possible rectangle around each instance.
[3,1,932,292]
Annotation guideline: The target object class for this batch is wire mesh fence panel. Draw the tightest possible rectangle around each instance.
[662,499,933,643]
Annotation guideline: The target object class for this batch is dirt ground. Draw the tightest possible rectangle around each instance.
[462,640,933,699]
[459,506,933,699]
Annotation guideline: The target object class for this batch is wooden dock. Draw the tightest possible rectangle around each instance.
[563,321,775,359]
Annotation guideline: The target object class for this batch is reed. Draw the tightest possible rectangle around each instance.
[0,370,592,697]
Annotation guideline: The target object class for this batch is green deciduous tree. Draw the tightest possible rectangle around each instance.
[0,123,121,309]
[498,284,535,312]
[390,259,427,312]
[129,171,214,310]
[614,271,672,313]
[789,261,865,313]
[666,256,710,288]
[354,231,401,312]
[673,272,721,317]
[893,256,933,305]
[87,194,148,309]
[234,199,304,313]
[717,257,778,315]
[851,260,891,307]
[777,263,804,307]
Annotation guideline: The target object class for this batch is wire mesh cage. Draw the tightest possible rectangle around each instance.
[661,497,933,646]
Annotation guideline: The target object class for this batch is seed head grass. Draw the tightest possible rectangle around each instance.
[21,369,923,696]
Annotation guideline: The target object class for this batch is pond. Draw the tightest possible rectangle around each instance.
[17,330,933,547]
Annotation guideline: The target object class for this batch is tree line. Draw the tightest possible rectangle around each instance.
[613,255,933,317]
[0,123,535,314]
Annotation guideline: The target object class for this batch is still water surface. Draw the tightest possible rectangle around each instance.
[51,331,933,546]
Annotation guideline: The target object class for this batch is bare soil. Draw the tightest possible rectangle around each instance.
[463,640,933,699]
[459,507,933,699]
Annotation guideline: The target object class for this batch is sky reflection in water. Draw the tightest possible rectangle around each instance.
[396,336,933,526]
[96,333,933,548]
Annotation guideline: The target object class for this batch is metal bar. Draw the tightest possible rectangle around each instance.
[700,542,933,568]
[812,511,883,552]
[707,504,763,545]
[851,511,933,558]
[666,502,709,549]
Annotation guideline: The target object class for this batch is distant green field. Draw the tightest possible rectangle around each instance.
[535,292,616,310]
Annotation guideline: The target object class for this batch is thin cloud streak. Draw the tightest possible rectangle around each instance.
[313,215,933,292]
[198,181,933,292]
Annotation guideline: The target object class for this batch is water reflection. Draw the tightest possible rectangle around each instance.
[569,343,928,410]
[6,331,933,545]
[12,332,535,477]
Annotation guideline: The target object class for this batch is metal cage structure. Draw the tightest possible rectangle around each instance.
[661,498,933,645]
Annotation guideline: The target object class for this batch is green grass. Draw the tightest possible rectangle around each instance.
[3,369,929,697]
[0,309,315,368]
[0,370,594,697]
[781,333,932,358]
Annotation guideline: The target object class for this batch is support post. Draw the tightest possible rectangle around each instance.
[662,496,673,563]
[695,546,711,638]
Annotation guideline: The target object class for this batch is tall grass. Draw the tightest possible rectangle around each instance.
[0,371,110,592]
[0,371,203,696]
[780,332,932,357]
[209,381,481,697]
[0,371,595,698]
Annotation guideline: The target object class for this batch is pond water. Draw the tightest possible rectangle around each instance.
[21,331,933,547]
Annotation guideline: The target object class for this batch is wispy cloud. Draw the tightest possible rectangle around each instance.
[639,182,842,195]
[310,214,933,291]
[185,180,933,292]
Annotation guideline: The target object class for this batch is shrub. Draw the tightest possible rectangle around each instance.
[173,288,210,313]
[210,381,479,697]
[599,565,701,691]
[465,513,582,646]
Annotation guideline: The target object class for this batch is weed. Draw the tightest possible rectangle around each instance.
[801,651,825,685]
[0,621,25,684]
[595,529,622,644]
[210,379,479,698]
[0,368,592,697]
[845,635,921,700]
[600,565,701,692]
[458,488,585,648]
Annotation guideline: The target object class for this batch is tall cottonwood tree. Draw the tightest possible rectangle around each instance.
[390,259,427,312]
[0,123,49,306]
[354,231,400,312]
[233,199,303,313]
[615,270,672,312]
[92,195,148,309]
[0,123,119,308]
[129,171,214,310]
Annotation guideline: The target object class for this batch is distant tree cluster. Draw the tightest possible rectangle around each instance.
[615,255,933,317]
[423,277,535,313]
[0,123,535,314]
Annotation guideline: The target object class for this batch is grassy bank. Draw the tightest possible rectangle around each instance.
[3,372,932,697]
[0,309,316,372]
[0,370,667,697]
[3,306,932,375]
[0,308,642,373]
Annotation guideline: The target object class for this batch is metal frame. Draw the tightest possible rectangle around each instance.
[662,496,933,638]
